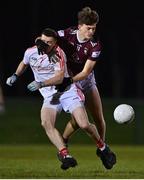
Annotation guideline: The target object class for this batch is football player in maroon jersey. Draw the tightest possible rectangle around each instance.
[56,7,116,169]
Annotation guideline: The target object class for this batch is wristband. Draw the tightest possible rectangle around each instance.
[13,73,18,78]
[39,81,45,88]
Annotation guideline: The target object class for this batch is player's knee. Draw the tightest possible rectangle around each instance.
[41,119,52,131]
[78,122,89,130]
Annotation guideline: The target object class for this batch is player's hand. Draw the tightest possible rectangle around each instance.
[35,39,49,55]
[55,77,73,92]
[49,53,59,64]
[6,74,18,86]
[27,81,44,91]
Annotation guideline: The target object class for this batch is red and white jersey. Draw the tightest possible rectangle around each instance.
[57,26,102,75]
[23,45,69,98]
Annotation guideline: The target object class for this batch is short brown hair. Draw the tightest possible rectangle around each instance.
[78,7,99,25]
[42,28,57,39]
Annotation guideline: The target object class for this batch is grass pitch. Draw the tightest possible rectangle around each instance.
[0,144,144,178]
[0,97,144,178]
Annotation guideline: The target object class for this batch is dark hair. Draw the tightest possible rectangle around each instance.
[78,7,99,25]
[42,28,57,39]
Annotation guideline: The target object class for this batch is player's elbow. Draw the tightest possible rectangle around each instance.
[82,70,90,79]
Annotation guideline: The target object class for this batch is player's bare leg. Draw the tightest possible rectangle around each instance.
[72,106,102,142]
[63,86,106,143]
[62,116,79,144]
[85,88,116,169]
[85,86,106,141]
[41,107,77,170]
[69,106,116,169]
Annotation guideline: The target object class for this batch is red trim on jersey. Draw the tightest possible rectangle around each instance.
[56,46,65,70]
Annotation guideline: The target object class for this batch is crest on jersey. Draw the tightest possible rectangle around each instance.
[77,44,82,51]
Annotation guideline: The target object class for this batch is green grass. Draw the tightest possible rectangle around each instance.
[0,97,144,178]
[0,144,144,178]
[1,97,144,145]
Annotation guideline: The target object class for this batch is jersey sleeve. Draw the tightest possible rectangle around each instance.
[57,28,76,58]
[23,46,36,65]
[23,49,30,65]
[57,27,73,38]
[88,41,102,61]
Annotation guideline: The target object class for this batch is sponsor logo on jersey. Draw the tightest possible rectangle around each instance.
[32,64,54,72]
[92,51,100,58]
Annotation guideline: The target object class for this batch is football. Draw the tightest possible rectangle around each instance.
[113,104,135,124]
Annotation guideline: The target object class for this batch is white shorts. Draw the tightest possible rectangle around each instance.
[42,84,85,113]
[76,71,96,95]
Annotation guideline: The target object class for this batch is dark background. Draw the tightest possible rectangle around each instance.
[0,0,144,146]
[0,0,144,98]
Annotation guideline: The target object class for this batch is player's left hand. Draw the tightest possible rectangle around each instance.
[27,81,44,91]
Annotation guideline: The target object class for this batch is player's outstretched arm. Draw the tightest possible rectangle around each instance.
[6,61,28,86]
[72,60,96,82]
[55,60,96,92]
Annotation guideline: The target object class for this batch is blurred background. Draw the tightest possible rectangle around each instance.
[0,0,144,145]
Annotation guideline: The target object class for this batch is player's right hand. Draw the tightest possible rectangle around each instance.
[27,81,45,91]
[6,74,18,86]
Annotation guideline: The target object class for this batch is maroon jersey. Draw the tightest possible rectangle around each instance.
[57,26,101,75]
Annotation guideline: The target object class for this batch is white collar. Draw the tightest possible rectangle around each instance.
[76,30,88,43]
